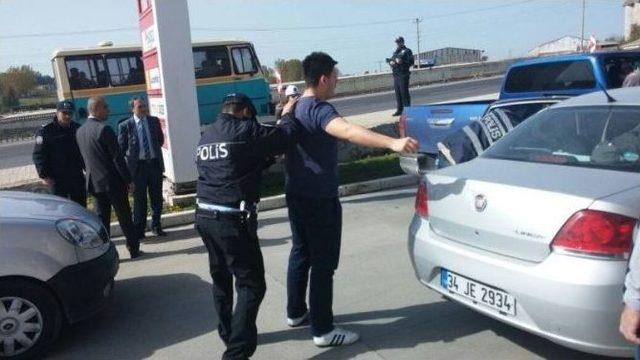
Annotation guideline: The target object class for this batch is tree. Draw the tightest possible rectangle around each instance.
[1,86,19,110]
[261,65,278,84]
[35,73,55,86]
[605,35,624,43]
[274,58,303,82]
[628,24,640,43]
[0,65,38,98]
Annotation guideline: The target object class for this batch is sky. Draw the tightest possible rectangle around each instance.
[0,0,626,77]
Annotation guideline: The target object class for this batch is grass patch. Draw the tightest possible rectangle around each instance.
[260,153,402,198]
[19,97,57,107]
[97,153,403,220]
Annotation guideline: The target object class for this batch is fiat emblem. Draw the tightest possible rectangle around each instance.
[474,194,487,212]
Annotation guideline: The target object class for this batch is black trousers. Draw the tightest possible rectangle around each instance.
[195,209,266,360]
[132,159,163,235]
[53,176,87,207]
[286,195,342,337]
[93,183,139,253]
[393,73,411,113]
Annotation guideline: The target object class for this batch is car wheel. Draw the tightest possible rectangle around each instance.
[0,279,62,360]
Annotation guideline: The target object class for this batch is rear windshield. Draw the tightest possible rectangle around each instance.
[504,60,596,93]
[482,106,640,172]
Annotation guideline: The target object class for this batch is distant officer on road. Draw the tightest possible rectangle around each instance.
[32,100,86,206]
[387,36,413,116]
[195,93,300,360]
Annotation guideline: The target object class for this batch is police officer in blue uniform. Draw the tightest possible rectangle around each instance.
[32,100,86,206]
[195,93,300,360]
[387,36,413,116]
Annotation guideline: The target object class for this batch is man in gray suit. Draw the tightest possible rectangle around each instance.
[118,97,166,238]
[76,96,141,258]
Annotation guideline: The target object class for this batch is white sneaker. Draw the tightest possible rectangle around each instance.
[287,310,309,327]
[313,327,359,347]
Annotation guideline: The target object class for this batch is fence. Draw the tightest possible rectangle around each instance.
[0,111,54,143]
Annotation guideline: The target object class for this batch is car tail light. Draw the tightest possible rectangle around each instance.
[551,210,635,259]
[415,180,428,218]
[398,113,407,137]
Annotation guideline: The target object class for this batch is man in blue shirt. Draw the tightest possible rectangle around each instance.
[285,52,418,347]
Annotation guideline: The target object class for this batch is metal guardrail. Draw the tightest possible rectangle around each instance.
[0,111,54,143]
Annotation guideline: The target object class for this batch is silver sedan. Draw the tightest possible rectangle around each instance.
[409,87,640,357]
[0,191,118,359]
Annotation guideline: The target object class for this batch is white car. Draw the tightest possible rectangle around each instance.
[0,191,118,359]
[409,87,640,357]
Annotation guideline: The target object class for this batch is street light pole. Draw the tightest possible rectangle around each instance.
[580,0,586,51]
[414,17,422,66]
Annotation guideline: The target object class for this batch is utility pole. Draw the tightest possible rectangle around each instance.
[580,0,586,51]
[377,60,384,73]
[414,17,423,67]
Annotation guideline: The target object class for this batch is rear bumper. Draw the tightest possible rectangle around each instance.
[47,243,119,323]
[408,215,633,357]
[399,153,436,176]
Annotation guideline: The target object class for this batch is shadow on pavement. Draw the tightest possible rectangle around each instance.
[340,189,416,205]
[112,226,197,246]
[119,244,207,264]
[48,273,217,360]
[259,301,621,360]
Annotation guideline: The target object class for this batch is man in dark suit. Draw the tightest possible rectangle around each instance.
[118,97,166,238]
[76,96,141,258]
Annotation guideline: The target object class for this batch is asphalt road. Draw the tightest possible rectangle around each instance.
[0,76,502,171]
[46,188,620,360]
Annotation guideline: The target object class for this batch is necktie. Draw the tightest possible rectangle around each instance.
[138,120,151,159]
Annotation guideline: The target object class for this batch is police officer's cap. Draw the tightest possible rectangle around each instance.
[395,36,405,44]
[56,100,75,113]
[223,93,257,116]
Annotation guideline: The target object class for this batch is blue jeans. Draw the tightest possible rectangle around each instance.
[286,195,342,337]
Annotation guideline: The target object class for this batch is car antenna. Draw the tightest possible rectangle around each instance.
[599,83,616,103]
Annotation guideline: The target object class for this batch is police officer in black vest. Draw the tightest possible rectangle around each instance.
[32,100,86,206]
[195,93,300,360]
[387,36,413,116]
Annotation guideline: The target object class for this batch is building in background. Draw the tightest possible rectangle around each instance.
[624,0,640,40]
[528,35,621,57]
[528,36,587,57]
[413,47,483,68]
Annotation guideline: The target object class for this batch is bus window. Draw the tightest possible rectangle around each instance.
[231,46,258,74]
[193,46,231,78]
[106,52,144,86]
[65,55,107,90]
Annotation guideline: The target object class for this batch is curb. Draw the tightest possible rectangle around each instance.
[109,174,418,237]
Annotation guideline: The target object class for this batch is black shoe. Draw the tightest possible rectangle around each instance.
[152,227,167,236]
[392,111,402,116]
[127,246,142,259]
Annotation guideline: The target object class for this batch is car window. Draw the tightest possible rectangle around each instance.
[65,55,107,90]
[601,55,640,88]
[193,46,231,78]
[505,60,596,93]
[482,106,640,172]
[490,102,558,126]
[231,46,258,74]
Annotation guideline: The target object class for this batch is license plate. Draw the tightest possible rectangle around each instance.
[440,269,516,316]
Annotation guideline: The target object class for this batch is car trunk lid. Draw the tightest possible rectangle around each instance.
[425,158,640,262]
